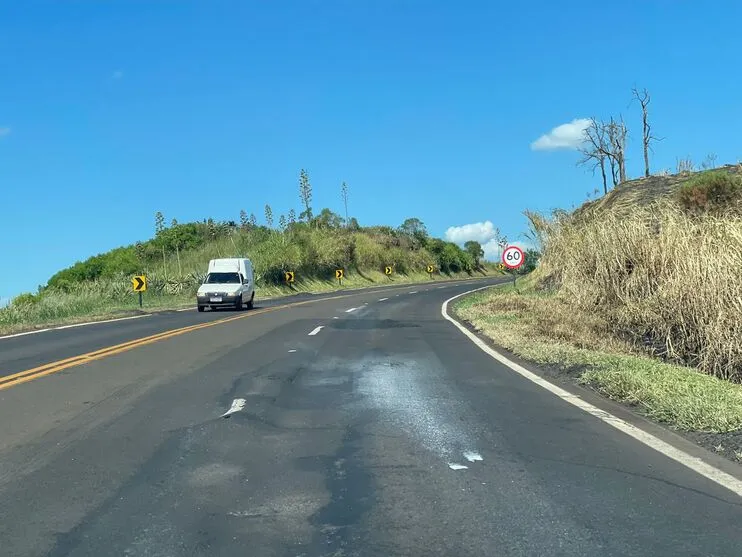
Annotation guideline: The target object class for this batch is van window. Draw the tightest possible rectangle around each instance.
[204,272,241,284]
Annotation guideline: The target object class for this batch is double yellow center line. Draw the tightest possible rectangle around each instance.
[0,294,350,392]
[0,277,492,392]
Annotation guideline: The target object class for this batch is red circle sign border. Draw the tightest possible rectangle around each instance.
[502,245,525,269]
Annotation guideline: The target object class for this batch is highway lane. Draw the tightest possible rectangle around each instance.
[0,278,491,380]
[1,279,742,556]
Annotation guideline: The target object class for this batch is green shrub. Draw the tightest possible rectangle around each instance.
[676,170,742,216]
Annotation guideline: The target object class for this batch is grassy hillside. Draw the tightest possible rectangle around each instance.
[455,165,742,445]
[1,209,498,334]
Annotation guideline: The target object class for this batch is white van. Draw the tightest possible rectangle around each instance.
[196,258,255,312]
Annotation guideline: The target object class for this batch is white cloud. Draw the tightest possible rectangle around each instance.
[530,118,590,151]
[0,127,11,137]
[445,221,498,245]
[111,70,124,80]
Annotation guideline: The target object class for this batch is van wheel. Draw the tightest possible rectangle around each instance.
[235,297,243,311]
[197,305,204,313]
[246,292,254,310]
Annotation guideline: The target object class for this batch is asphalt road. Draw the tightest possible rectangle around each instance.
[1,277,742,556]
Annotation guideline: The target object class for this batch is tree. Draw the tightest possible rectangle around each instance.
[239,209,248,228]
[577,119,609,194]
[171,218,178,227]
[264,204,273,228]
[299,169,313,223]
[288,208,296,225]
[278,214,287,230]
[516,249,541,275]
[347,217,360,230]
[340,181,349,226]
[464,241,485,267]
[607,116,628,184]
[399,218,427,237]
[249,213,257,227]
[578,117,628,191]
[313,208,343,229]
[631,87,661,177]
[155,211,165,235]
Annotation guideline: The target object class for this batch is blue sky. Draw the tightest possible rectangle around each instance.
[2,1,742,301]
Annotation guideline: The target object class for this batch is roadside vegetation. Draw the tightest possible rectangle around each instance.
[1,171,497,334]
[455,167,742,454]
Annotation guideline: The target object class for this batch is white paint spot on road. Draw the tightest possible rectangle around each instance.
[222,398,246,417]
[308,325,325,336]
[379,297,389,301]
[464,451,483,462]
[448,463,468,470]
[345,307,359,313]
[333,316,339,319]
[288,349,297,353]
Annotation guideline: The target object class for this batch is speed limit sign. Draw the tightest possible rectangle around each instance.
[502,245,525,270]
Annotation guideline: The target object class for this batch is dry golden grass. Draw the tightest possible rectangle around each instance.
[539,197,742,381]
[454,185,742,432]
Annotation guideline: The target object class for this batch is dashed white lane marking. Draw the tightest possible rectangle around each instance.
[0,314,150,340]
[308,326,325,336]
[437,286,446,289]
[448,463,468,470]
[288,349,297,353]
[379,297,389,301]
[176,307,193,312]
[345,307,359,313]
[222,398,246,417]
[464,451,483,462]
[333,316,339,319]
[409,291,418,294]
[442,285,742,499]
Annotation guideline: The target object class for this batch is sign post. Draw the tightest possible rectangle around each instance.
[335,268,344,286]
[132,275,147,307]
[501,246,525,287]
[427,265,434,279]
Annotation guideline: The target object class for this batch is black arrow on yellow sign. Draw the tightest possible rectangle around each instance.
[426,265,434,274]
[385,266,393,275]
[335,269,344,279]
[285,271,295,283]
[132,275,147,292]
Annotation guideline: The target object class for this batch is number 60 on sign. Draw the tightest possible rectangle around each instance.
[502,245,525,270]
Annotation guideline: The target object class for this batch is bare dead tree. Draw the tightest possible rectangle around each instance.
[577,118,609,194]
[631,87,661,177]
[606,116,628,184]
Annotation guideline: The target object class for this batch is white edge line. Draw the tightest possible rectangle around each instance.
[441,285,742,499]
[308,325,324,336]
[0,314,150,340]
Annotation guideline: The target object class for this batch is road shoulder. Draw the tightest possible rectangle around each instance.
[447,280,742,479]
